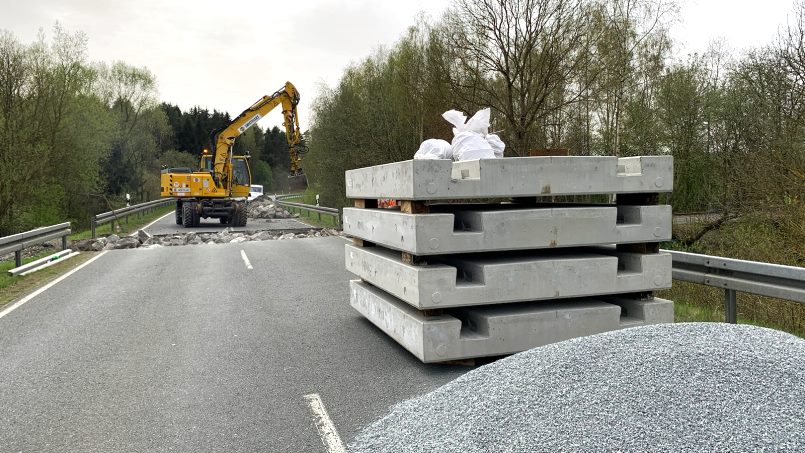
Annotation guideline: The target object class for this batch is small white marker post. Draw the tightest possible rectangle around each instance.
[304,393,346,453]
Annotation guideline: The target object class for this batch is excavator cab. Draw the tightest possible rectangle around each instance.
[197,153,251,198]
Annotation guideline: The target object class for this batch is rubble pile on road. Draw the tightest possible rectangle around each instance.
[71,227,341,251]
[247,195,299,219]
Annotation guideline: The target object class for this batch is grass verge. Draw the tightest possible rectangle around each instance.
[0,252,98,310]
[68,205,174,240]
[278,190,341,228]
[285,208,340,228]
[0,205,173,309]
[664,207,805,338]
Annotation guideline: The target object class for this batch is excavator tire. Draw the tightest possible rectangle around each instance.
[182,203,196,228]
[175,203,182,225]
[233,204,247,227]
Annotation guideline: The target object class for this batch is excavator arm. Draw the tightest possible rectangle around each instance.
[211,81,302,184]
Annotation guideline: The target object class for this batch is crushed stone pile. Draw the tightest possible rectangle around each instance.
[247,195,298,219]
[349,323,805,453]
[71,228,341,251]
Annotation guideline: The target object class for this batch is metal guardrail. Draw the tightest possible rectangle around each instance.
[665,249,805,323]
[0,222,71,267]
[275,194,304,202]
[274,196,341,228]
[92,199,175,238]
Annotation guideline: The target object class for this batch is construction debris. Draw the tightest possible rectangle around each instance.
[247,195,300,219]
[70,228,341,251]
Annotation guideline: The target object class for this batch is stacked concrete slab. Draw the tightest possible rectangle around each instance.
[344,156,674,363]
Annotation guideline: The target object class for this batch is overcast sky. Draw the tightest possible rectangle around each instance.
[0,0,798,131]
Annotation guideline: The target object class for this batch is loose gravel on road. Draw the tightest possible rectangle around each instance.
[349,323,805,453]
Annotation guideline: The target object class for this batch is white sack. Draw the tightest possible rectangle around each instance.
[442,110,468,136]
[452,131,495,161]
[414,139,453,160]
[438,107,504,161]
[486,133,505,158]
[463,108,490,135]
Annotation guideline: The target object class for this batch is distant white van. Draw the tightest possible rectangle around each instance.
[248,184,264,201]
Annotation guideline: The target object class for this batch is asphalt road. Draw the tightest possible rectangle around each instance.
[143,210,316,236]
[0,237,467,452]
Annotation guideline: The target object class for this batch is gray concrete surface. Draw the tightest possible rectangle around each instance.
[343,204,671,255]
[345,244,672,308]
[349,280,674,362]
[142,211,314,236]
[345,156,673,199]
[0,237,467,452]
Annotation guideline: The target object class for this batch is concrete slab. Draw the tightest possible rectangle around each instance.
[345,245,672,308]
[350,280,674,362]
[343,205,671,254]
[345,156,673,200]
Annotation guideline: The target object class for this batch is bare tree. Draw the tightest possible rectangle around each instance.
[591,0,676,156]
[441,0,589,155]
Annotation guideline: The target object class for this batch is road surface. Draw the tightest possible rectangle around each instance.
[0,237,467,452]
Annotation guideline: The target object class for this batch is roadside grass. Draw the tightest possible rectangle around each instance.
[0,205,173,309]
[0,252,97,310]
[286,209,340,228]
[278,189,341,228]
[659,282,805,339]
[663,207,805,338]
[68,205,174,240]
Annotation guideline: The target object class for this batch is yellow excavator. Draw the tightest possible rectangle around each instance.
[160,82,301,227]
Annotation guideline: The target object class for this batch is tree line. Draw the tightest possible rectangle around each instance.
[0,24,296,235]
[303,0,805,236]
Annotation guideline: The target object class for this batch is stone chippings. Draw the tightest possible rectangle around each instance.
[348,323,805,453]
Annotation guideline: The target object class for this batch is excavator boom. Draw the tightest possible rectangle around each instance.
[212,81,302,179]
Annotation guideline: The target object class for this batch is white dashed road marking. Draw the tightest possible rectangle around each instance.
[240,250,253,270]
[304,393,346,453]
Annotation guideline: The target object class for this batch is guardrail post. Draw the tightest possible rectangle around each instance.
[725,289,737,324]
[62,235,67,250]
[15,250,22,268]
[91,219,97,239]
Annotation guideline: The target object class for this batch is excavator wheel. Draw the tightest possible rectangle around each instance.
[175,203,183,225]
[182,203,197,228]
[233,204,247,227]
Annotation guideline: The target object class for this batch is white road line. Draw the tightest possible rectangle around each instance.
[304,393,346,453]
[240,250,253,270]
[128,211,173,237]
[0,251,109,321]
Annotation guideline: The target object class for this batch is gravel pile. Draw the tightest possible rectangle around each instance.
[349,323,805,452]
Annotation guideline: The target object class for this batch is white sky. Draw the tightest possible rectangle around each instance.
[0,0,798,131]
